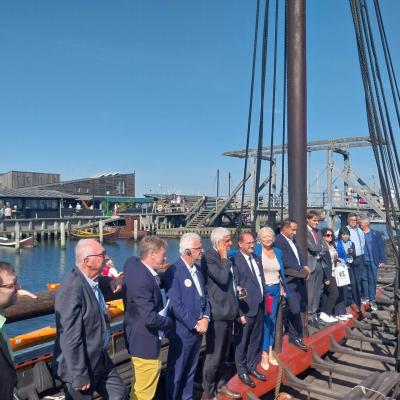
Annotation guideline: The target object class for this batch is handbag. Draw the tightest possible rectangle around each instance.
[265,294,273,315]
[334,261,351,287]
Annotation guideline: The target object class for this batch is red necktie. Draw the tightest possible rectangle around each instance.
[311,229,318,244]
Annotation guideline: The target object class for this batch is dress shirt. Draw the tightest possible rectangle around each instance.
[182,258,203,297]
[0,313,13,360]
[282,234,301,265]
[83,274,110,349]
[347,225,365,256]
[241,251,264,296]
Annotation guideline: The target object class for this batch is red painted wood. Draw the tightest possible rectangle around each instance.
[220,318,354,400]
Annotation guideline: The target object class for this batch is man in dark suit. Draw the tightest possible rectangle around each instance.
[123,236,172,400]
[201,227,241,400]
[0,261,19,400]
[306,210,324,327]
[274,219,310,351]
[53,239,127,400]
[164,233,210,400]
[232,232,266,388]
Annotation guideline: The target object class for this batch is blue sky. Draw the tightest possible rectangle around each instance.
[0,1,399,196]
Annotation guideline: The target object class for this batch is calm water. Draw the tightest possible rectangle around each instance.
[1,238,184,337]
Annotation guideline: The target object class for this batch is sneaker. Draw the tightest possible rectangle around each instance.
[320,312,338,323]
[337,315,348,321]
[361,298,369,305]
[370,301,378,311]
[346,313,354,318]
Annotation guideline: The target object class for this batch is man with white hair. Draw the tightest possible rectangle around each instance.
[201,227,240,400]
[53,239,127,400]
[164,233,210,400]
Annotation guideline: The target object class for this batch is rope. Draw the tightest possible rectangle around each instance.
[239,0,261,227]
[273,351,283,400]
[350,384,386,398]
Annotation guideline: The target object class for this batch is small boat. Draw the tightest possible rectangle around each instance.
[116,216,148,239]
[69,225,120,242]
[0,236,34,248]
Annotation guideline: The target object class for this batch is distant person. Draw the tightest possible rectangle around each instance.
[113,204,119,216]
[201,227,240,400]
[0,261,20,399]
[164,233,210,400]
[0,206,4,220]
[274,219,310,351]
[68,204,73,209]
[4,206,12,220]
[358,216,385,310]
[52,239,127,400]
[101,259,122,279]
[232,232,266,388]
[122,236,172,400]
[346,213,365,309]
[75,203,82,213]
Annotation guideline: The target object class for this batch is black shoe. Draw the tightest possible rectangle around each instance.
[308,318,320,329]
[217,384,242,398]
[249,369,266,381]
[289,337,307,351]
[238,373,256,388]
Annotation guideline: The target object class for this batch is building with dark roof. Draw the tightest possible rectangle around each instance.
[0,171,60,189]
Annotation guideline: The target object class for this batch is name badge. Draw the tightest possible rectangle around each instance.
[184,279,192,288]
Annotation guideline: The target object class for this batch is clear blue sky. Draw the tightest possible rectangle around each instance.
[0,1,399,196]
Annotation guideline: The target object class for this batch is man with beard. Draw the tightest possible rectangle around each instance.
[0,261,20,399]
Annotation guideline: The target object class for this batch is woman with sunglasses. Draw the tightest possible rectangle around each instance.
[319,228,341,322]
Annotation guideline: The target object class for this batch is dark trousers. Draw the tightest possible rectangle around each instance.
[307,265,324,319]
[334,284,349,316]
[202,320,233,397]
[286,279,307,340]
[321,277,339,316]
[234,303,263,375]
[64,352,127,400]
[349,256,364,307]
[166,335,201,400]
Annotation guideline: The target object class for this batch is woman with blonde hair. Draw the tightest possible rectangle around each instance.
[257,226,288,370]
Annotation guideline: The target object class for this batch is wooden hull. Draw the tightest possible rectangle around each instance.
[69,226,120,242]
[0,236,34,248]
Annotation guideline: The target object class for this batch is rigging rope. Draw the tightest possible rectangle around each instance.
[239,0,261,231]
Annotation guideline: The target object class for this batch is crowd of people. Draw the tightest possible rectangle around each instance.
[0,210,386,400]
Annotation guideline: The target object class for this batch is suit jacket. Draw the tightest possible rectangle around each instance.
[231,252,264,317]
[52,268,109,387]
[201,248,239,321]
[164,258,210,339]
[306,227,323,273]
[274,233,307,283]
[123,257,171,359]
[363,229,386,265]
[0,331,16,400]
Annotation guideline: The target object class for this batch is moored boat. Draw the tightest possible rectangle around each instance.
[69,225,120,242]
[0,236,34,248]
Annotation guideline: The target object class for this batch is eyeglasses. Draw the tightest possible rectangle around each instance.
[85,251,107,259]
[0,279,19,289]
[324,234,333,237]
[191,247,203,251]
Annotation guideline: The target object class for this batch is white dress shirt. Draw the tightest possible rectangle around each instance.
[182,258,203,297]
[241,251,264,295]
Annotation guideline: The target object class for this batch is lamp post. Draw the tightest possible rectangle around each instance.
[105,191,110,216]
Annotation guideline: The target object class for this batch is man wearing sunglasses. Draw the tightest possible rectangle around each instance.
[53,239,127,400]
[0,261,20,400]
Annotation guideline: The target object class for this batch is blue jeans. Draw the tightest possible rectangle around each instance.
[262,283,280,350]
[361,261,378,301]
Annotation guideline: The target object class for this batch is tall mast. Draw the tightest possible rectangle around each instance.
[287,0,307,258]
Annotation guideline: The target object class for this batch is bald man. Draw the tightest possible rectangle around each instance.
[52,239,127,400]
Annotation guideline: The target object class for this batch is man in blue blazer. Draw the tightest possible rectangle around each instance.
[123,236,172,400]
[164,233,210,400]
[232,232,266,388]
[53,239,127,400]
[274,219,310,351]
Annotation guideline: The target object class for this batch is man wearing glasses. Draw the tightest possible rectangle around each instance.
[0,261,20,399]
[164,232,210,400]
[53,239,127,400]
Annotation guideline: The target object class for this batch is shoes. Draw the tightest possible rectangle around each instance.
[238,373,255,388]
[269,354,279,366]
[319,312,338,323]
[337,314,349,321]
[249,369,266,381]
[345,312,354,318]
[217,384,242,398]
[308,318,320,329]
[370,301,378,311]
[289,337,307,351]
[261,352,270,370]
[361,298,369,305]
[350,303,360,313]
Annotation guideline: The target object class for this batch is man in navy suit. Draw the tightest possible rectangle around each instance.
[274,219,310,351]
[123,236,172,400]
[232,232,266,388]
[53,239,127,400]
[164,233,210,400]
